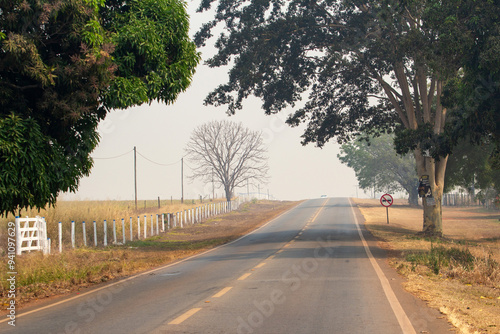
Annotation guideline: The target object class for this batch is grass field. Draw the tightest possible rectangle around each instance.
[354,198,500,334]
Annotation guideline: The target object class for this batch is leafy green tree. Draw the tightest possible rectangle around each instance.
[0,0,200,215]
[195,0,498,236]
[338,134,419,205]
[445,140,499,200]
[442,2,500,169]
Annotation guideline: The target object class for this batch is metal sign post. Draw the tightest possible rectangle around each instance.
[380,193,393,224]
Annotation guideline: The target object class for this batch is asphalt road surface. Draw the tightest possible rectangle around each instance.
[1,198,452,333]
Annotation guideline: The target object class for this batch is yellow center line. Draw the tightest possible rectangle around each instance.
[254,262,266,269]
[267,255,275,260]
[169,308,202,325]
[311,199,328,223]
[212,287,232,298]
[237,273,252,281]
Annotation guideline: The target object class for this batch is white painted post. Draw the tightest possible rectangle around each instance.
[137,216,141,240]
[82,221,87,247]
[59,222,62,253]
[150,214,153,236]
[93,221,97,246]
[103,220,108,246]
[113,219,117,245]
[129,217,133,241]
[167,213,170,229]
[144,215,147,238]
[184,210,187,225]
[71,221,75,248]
[161,214,165,232]
[180,211,183,228]
[122,218,126,244]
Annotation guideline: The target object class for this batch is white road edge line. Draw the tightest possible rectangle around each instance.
[348,198,416,334]
[1,201,304,323]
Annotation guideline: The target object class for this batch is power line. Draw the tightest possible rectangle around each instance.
[136,151,181,167]
[92,149,133,160]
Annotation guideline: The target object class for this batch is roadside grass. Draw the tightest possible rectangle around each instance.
[0,200,297,311]
[354,198,500,334]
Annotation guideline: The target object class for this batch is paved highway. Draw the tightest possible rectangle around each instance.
[1,198,452,333]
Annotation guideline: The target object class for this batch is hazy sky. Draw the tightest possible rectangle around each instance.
[62,1,361,202]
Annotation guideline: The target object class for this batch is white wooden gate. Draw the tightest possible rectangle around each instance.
[15,216,51,255]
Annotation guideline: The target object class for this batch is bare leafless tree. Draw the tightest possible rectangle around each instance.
[185,120,269,202]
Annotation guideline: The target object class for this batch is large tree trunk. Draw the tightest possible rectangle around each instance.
[415,152,448,237]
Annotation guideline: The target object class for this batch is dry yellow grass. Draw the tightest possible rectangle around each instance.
[354,198,500,334]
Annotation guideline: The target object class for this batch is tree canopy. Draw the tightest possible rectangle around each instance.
[195,0,499,236]
[0,0,200,215]
[185,120,268,202]
[338,134,418,205]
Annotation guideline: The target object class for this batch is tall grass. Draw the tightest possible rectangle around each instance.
[405,245,500,287]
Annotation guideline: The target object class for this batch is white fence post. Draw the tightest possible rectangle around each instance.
[103,220,108,246]
[130,217,133,241]
[161,214,165,232]
[58,222,63,253]
[144,215,147,238]
[71,221,75,248]
[83,221,87,247]
[137,216,141,240]
[112,219,117,245]
[93,221,97,246]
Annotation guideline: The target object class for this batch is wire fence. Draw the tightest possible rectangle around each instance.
[442,193,499,209]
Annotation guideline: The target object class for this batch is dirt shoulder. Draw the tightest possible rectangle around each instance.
[0,200,300,312]
[353,198,500,334]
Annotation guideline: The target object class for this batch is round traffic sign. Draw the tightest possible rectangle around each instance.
[380,193,393,207]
